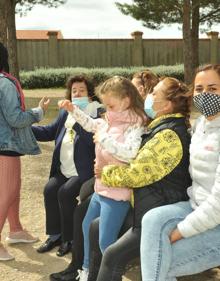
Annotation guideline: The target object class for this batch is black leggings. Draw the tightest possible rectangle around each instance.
[69,197,91,269]
[44,173,81,242]
[69,177,95,270]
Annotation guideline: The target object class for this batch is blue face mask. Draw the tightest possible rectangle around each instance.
[144,95,157,119]
[72,97,89,110]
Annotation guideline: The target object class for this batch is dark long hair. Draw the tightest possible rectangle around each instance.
[132,69,159,94]
[0,42,9,73]
[65,75,99,102]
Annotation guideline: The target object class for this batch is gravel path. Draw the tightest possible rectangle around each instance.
[1,90,219,281]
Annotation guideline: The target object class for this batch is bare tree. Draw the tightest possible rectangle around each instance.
[0,0,9,45]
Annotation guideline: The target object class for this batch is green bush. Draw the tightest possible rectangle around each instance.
[20,65,184,89]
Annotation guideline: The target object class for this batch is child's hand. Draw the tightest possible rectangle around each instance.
[58,99,74,112]
[94,163,102,178]
[93,132,100,144]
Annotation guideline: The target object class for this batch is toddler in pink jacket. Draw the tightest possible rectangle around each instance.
[58,76,146,281]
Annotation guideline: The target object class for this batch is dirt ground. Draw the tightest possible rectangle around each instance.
[1,89,220,281]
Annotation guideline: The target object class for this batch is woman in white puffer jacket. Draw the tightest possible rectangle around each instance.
[141,64,220,281]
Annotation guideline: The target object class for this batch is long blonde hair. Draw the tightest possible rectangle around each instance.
[96,76,146,125]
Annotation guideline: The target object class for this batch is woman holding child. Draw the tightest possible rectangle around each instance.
[88,76,192,281]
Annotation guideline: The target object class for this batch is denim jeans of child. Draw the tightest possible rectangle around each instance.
[141,201,220,281]
[82,193,130,269]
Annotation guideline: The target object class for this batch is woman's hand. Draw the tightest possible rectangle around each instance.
[39,96,50,112]
[169,228,183,244]
[94,163,102,178]
[58,99,74,112]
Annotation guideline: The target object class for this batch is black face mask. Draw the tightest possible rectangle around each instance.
[193,92,220,118]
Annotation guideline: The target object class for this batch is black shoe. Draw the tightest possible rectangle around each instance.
[56,241,72,257]
[36,237,61,253]
[49,264,79,281]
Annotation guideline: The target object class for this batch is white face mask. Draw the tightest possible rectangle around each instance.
[193,92,220,117]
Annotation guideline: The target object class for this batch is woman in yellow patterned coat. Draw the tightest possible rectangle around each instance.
[87,77,192,281]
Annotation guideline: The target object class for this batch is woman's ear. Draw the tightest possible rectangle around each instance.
[138,85,145,94]
[164,100,174,113]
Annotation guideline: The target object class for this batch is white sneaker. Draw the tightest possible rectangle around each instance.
[6,229,39,244]
[0,243,14,261]
[76,269,89,281]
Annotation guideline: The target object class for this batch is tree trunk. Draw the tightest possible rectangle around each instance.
[7,0,19,79]
[182,0,194,84]
[0,0,9,46]
[191,0,200,72]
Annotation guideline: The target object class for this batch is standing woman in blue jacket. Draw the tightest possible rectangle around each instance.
[33,75,102,257]
[0,42,49,261]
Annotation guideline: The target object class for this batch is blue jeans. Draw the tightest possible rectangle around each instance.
[82,193,130,269]
[141,201,220,281]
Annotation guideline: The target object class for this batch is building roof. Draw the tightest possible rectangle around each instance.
[16,30,63,39]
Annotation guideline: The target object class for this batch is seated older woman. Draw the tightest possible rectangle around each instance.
[32,75,102,257]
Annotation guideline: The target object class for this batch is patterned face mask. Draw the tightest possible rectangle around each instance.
[193,92,220,118]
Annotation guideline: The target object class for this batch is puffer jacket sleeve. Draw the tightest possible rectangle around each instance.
[178,154,220,238]
[101,129,183,188]
[98,125,144,163]
[70,106,101,133]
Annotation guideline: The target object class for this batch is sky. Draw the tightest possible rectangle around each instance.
[15,0,219,39]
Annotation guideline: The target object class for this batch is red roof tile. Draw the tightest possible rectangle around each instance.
[16,30,63,39]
